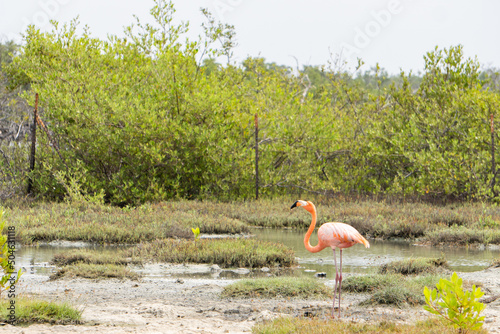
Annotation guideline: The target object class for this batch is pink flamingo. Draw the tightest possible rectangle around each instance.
[291,200,370,318]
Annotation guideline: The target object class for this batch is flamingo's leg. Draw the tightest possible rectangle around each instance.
[332,248,338,318]
[338,249,343,318]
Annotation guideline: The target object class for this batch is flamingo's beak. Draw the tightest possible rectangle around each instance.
[290,201,299,210]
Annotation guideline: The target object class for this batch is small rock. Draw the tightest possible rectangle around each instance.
[233,268,250,275]
[210,264,221,272]
[315,272,327,278]
[261,267,270,272]
[253,310,285,322]
[175,278,184,284]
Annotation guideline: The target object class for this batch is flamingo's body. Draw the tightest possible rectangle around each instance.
[291,200,369,318]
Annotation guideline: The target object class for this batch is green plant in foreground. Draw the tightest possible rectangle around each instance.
[0,209,22,297]
[423,272,485,333]
[191,227,201,241]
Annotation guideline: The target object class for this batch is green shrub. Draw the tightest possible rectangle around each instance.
[424,272,485,333]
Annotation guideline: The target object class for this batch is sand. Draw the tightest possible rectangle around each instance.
[2,264,500,333]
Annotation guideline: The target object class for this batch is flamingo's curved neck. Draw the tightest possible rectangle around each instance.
[304,204,325,253]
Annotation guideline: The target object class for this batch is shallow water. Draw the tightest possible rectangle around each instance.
[253,228,500,276]
[15,229,500,279]
[15,244,125,276]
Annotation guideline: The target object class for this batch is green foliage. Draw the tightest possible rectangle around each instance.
[7,1,252,204]
[0,209,22,297]
[0,40,31,201]
[385,46,500,199]
[3,0,500,203]
[423,272,486,333]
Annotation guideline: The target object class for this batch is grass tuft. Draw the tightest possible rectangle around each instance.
[364,285,424,307]
[222,277,332,299]
[379,257,448,275]
[126,238,296,268]
[50,263,140,280]
[0,298,82,324]
[343,273,442,307]
[51,249,138,266]
[342,274,401,293]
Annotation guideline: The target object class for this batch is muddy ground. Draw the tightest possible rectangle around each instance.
[2,264,500,334]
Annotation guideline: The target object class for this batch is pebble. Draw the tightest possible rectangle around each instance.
[232,268,250,275]
[210,264,221,272]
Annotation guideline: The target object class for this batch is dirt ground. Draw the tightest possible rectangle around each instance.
[2,264,500,334]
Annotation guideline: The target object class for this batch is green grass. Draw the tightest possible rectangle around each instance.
[51,249,139,266]
[424,226,500,246]
[125,238,296,268]
[379,257,448,275]
[342,257,451,307]
[342,274,400,293]
[4,199,500,246]
[5,201,250,244]
[0,298,82,324]
[222,277,332,299]
[252,317,487,334]
[343,258,448,307]
[50,263,140,280]
[49,238,296,272]
[49,249,141,280]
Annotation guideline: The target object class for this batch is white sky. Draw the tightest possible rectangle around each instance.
[1,0,499,74]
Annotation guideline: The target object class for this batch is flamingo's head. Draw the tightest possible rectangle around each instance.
[290,200,315,212]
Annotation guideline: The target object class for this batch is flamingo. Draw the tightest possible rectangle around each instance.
[290,200,370,318]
